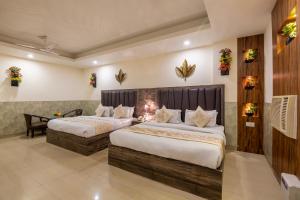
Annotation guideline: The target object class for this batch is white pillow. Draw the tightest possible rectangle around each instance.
[191,106,211,128]
[166,109,182,124]
[95,104,112,117]
[185,109,218,127]
[123,106,135,118]
[206,110,218,127]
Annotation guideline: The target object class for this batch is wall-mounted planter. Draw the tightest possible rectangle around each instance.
[11,80,19,87]
[219,48,232,76]
[89,73,97,88]
[220,69,229,76]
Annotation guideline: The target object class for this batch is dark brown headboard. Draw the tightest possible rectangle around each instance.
[100,84,224,125]
[101,89,137,108]
[158,85,224,125]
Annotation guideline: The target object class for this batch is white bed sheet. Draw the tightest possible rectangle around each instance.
[47,116,133,138]
[110,121,226,169]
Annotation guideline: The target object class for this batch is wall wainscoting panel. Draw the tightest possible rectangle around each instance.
[0,100,100,137]
[225,102,238,149]
[264,103,272,165]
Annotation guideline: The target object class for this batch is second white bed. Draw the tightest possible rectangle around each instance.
[48,116,133,138]
[110,121,226,170]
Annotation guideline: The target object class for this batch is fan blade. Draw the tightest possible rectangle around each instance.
[39,49,59,55]
[16,44,37,49]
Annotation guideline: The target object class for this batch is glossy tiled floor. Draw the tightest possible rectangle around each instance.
[0,136,283,200]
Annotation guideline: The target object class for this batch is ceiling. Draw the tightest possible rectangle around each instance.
[0,0,276,68]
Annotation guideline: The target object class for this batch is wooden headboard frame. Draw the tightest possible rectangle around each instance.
[101,84,225,125]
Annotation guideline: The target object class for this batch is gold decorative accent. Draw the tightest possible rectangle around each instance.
[175,59,196,81]
[115,69,127,85]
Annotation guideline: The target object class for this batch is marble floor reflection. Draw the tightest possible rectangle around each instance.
[0,136,283,200]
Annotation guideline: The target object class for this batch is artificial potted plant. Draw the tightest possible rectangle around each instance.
[244,77,256,90]
[219,48,232,75]
[245,103,257,117]
[89,73,96,88]
[281,22,297,45]
[7,66,22,87]
[244,49,257,63]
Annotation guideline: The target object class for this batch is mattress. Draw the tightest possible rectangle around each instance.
[47,116,133,138]
[110,121,226,169]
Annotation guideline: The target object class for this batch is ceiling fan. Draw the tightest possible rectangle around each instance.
[15,35,59,55]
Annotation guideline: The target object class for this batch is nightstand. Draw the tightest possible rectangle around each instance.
[131,120,143,126]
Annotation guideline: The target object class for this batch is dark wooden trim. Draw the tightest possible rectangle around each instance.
[47,129,110,156]
[108,144,223,200]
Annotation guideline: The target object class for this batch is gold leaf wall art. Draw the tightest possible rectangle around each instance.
[175,59,196,81]
[115,69,127,85]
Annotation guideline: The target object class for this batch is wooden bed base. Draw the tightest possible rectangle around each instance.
[108,144,223,200]
[47,129,110,156]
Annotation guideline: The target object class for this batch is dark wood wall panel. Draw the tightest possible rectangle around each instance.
[272,0,300,179]
[237,34,264,154]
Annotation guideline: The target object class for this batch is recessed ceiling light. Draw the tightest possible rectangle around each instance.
[27,54,34,59]
[93,60,98,65]
[183,40,191,46]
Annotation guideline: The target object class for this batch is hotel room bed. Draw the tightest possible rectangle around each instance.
[110,122,225,169]
[47,89,138,156]
[108,85,225,200]
[47,116,133,156]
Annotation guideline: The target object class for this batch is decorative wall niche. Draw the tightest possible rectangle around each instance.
[242,103,258,117]
[277,6,297,54]
[243,49,258,63]
[243,76,257,90]
[238,34,264,154]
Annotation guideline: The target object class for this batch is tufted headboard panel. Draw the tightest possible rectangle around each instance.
[101,89,137,108]
[158,85,224,125]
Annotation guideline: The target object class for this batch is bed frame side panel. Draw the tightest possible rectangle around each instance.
[108,144,223,200]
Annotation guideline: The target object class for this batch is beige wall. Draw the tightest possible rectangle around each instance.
[264,15,273,104]
[85,38,238,103]
[0,54,88,102]
[263,16,273,164]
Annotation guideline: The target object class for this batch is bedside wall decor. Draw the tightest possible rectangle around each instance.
[175,59,196,81]
[115,69,127,85]
[89,73,97,88]
[219,48,232,75]
[7,66,22,87]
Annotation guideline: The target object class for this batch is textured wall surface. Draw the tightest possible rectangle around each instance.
[0,100,100,137]
[264,103,272,164]
[225,102,237,148]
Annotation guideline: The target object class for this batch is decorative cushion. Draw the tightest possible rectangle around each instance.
[190,106,211,128]
[155,106,172,123]
[113,104,127,119]
[185,109,218,127]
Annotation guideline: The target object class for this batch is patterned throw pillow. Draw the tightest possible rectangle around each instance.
[191,106,211,128]
[155,106,172,123]
[113,104,127,119]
